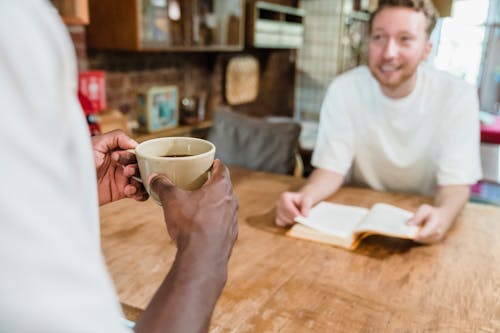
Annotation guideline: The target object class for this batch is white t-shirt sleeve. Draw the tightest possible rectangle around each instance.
[0,2,132,332]
[436,84,482,185]
[311,81,355,175]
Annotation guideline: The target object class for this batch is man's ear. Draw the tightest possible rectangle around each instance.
[422,40,433,60]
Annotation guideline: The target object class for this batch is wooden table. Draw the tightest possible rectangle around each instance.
[99,168,500,332]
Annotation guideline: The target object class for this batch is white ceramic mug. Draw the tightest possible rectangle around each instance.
[134,137,215,203]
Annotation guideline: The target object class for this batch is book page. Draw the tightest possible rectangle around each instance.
[294,202,369,239]
[286,224,355,249]
[356,203,419,238]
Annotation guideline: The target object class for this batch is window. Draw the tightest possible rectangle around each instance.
[430,0,490,85]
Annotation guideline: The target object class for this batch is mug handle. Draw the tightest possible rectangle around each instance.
[125,148,143,184]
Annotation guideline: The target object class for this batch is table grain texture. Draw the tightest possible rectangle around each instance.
[100,168,500,332]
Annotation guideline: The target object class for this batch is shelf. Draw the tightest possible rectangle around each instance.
[348,11,370,22]
[87,0,244,51]
[133,120,213,143]
[136,44,244,52]
[247,1,305,49]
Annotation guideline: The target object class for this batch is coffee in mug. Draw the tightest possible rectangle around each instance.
[134,137,215,203]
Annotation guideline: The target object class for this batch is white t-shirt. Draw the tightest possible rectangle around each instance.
[312,65,482,196]
[0,1,131,332]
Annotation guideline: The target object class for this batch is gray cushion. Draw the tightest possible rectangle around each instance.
[207,108,301,175]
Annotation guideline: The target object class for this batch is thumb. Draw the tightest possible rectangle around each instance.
[298,196,313,217]
[407,204,431,226]
[203,159,226,186]
[149,173,176,198]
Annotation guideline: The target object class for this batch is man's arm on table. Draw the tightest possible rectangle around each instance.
[275,168,345,226]
[409,184,470,244]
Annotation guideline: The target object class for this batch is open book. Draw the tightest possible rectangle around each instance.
[287,202,419,249]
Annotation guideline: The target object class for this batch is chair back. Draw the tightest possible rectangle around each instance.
[207,108,302,176]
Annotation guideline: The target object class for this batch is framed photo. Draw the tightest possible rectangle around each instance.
[137,86,179,133]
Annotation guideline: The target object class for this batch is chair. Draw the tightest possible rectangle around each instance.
[207,108,302,176]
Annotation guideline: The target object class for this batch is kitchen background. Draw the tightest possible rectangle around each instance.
[55,0,499,179]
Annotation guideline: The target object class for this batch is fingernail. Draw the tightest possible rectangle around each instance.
[126,186,137,196]
[147,173,159,185]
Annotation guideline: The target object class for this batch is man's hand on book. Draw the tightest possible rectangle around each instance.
[407,204,452,244]
[276,191,313,227]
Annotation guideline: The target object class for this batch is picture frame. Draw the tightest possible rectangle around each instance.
[137,86,179,133]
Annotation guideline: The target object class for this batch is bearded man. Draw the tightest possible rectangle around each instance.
[276,0,481,244]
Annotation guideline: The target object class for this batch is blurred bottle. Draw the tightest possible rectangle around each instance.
[180,96,198,125]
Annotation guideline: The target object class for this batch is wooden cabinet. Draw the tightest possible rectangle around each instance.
[50,0,89,25]
[246,1,305,48]
[87,0,244,51]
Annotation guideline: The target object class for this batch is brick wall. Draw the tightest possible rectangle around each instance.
[66,0,298,123]
[87,50,213,118]
[67,26,295,122]
[84,50,295,121]
[210,50,296,118]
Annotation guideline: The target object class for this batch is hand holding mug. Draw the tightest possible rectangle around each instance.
[135,160,238,333]
[149,159,238,255]
[133,137,216,204]
[92,130,148,205]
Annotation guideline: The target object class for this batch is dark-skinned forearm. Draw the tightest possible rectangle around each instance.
[134,239,228,333]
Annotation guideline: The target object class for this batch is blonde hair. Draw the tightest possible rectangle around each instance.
[369,0,439,37]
